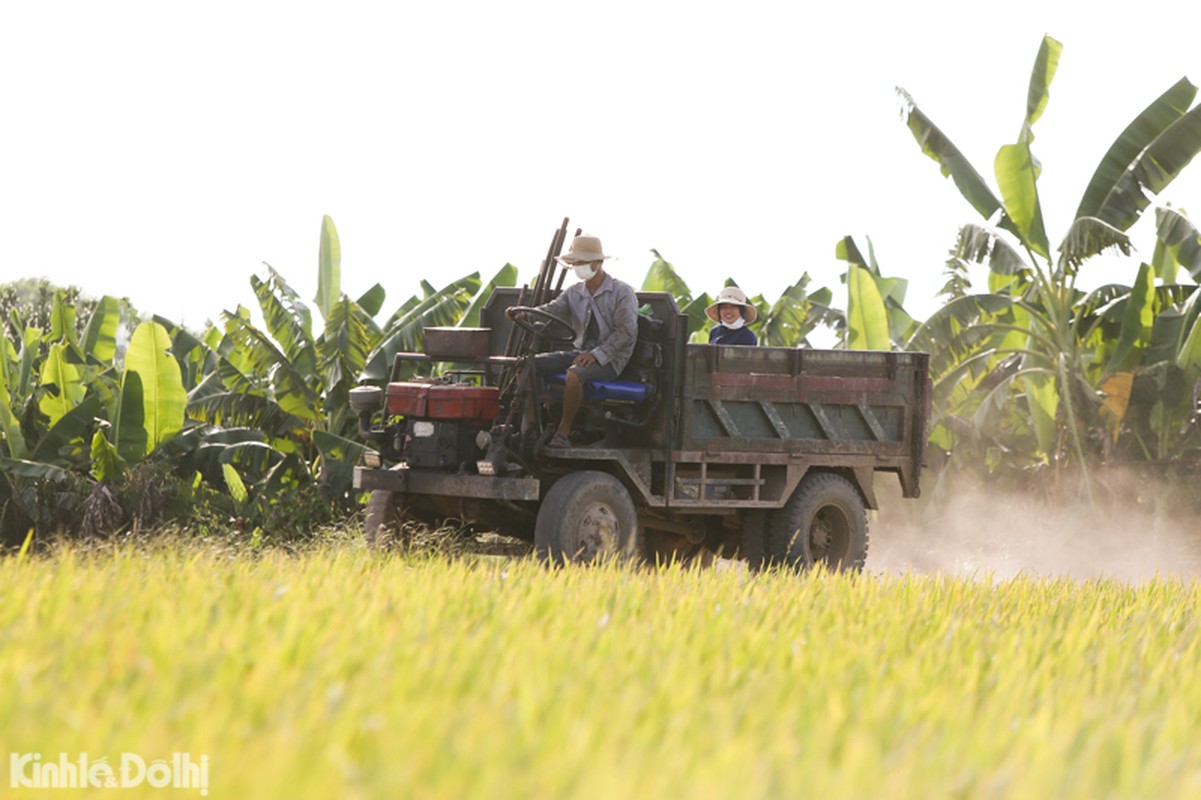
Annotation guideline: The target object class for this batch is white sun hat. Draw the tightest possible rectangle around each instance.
[555,234,613,265]
[705,285,758,324]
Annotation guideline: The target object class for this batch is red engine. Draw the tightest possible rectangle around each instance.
[386,382,500,421]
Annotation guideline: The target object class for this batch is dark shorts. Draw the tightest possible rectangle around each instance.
[533,350,619,384]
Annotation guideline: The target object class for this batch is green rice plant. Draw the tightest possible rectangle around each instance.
[2,543,1201,798]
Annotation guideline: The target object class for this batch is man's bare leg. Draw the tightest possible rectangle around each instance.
[557,370,584,439]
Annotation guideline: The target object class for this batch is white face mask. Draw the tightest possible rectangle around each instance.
[724,316,746,330]
[572,264,597,281]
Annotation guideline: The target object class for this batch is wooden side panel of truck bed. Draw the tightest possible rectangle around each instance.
[677,345,930,498]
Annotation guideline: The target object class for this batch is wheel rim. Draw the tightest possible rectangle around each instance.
[570,500,620,559]
[809,505,851,564]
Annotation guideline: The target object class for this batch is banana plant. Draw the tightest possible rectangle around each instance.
[0,305,190,539]
[359,271,487,383]
[1092,210,1201,459]
[836,235,916,350]
[640,250,713,342]
[640,249,838,346]
[754,273,839,348]
[188,216,491,502]
[898,35,1201,475]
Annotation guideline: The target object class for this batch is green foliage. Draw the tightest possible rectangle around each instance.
[898,36,1201,477]
[118,321,188,460]
[836,236,913,348]
[846,266,890,350]
[0,279,134,347]
[1154,206,1201,282]
[315,214,341,321]
[360,272,483,382]
[755,274,838,348]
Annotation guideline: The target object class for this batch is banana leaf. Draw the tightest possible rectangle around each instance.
[1025,373,1059,458]
[1075,78,1197,221]
[90,429,126,482]
[1058,217,1133,274]
[995,141,1050,258]
[221,314,321,422]
[315,214,341,321]
[897,88,1021,240]
[253,266,317,374]
[846,266,890,350]
[1177,313,1201,371]
[0,362,26,459]
[680,293,714,342]
[45,291,77,346]
[641,250,694,306]
[757,273,826,347]
[362,274,481,382]
[319,296,378,387]
[188,383,306,441]
[80,296,122,365]
[1108,263,1155,374]
[313,429,370,498]
[1022,36,1062,138]
[357,283,387,318]
[218,441,288,484]
[1094,103,1201,231]
[460,263,518,328]
[30,394,102,463]
[953,225,1030,277]
[37,343,84,426]
[0,458,74,482]
[120,317,186,454]
[1155,207,1201,282]
[222,462,248,503]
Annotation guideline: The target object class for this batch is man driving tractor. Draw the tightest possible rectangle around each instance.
[505,233,639,448]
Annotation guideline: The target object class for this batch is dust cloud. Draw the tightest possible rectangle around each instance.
[867,468,1201,581]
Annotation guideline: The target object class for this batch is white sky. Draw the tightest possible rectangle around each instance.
[4,1,1201,332]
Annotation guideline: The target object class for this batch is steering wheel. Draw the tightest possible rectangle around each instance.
[507,306,576,343]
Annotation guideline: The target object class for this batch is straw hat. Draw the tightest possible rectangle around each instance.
[705,286,758,324]
[555,234,613,265]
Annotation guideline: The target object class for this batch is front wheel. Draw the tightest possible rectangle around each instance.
[769,472,868,572]
[535,471,641,564]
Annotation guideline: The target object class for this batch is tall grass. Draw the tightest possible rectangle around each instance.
[2,542,1200,798]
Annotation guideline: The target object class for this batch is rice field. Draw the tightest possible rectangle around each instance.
[3,539,1201,799]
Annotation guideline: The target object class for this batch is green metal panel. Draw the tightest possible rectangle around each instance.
[679,344,926,457]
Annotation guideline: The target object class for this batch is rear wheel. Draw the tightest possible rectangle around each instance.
[364,490,406,548]
[535,471,641,564]
[769,473,868,572]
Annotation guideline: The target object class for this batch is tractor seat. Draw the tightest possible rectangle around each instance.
[542,373,651,404]
[542,315,663,406]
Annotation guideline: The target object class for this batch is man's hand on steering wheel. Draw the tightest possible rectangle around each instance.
[504,306,575,343]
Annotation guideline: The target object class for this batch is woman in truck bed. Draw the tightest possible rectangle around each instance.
[706,286,758,345]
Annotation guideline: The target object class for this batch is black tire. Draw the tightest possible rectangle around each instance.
[364,490,405,548]
[769,472,868,572]
[535,471,641,564]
